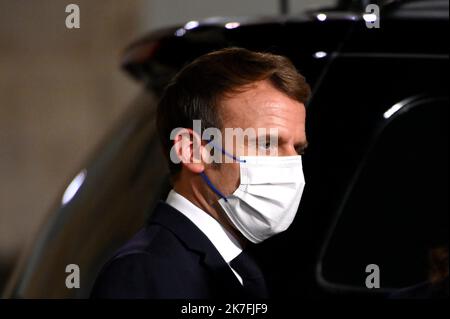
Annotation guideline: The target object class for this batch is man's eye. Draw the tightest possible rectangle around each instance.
[260,142,272,149]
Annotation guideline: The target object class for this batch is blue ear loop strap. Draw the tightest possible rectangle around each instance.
[200,172,228,202]
[200,140,246,203]
[206,140,246,164]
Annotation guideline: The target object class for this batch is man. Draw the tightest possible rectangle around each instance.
[90,47,311,299]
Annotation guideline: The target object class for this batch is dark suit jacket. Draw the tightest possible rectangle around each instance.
[90,201,249,299]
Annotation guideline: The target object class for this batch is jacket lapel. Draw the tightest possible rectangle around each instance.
[149,201,244,296]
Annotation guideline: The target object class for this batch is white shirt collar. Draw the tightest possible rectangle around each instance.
[165,189,243,263]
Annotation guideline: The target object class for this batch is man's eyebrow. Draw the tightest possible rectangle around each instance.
[249,133,279,141]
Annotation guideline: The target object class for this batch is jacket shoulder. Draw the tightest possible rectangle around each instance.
[90,250,185,298]
[90,224,203,299]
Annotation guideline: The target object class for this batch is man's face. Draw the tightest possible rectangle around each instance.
[204,80,307,199]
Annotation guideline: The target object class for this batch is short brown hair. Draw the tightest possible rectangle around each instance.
[156,47,311,177]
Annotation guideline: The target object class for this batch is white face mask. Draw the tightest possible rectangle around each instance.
[201,155,305,243]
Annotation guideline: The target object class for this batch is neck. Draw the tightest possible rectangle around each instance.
[173,177,247,247]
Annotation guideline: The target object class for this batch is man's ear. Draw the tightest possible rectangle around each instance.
[171,128,208,174]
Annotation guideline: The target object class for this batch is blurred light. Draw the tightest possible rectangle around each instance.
[317,13,327,21]
[62,169,86,205]
[313,51,327,59]
[184,20,199,30]
[363,13,377,23]
[225,22,240,29]
[175,28,186,37]
[383,101,405,119]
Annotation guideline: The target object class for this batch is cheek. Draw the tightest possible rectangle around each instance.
[218,163,241,194]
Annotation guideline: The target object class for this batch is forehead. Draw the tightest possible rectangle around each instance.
[220,80,306,139]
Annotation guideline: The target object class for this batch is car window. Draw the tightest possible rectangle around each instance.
[319,96,448,290]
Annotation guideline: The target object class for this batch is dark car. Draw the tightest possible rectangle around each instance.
[3,0,448,298]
